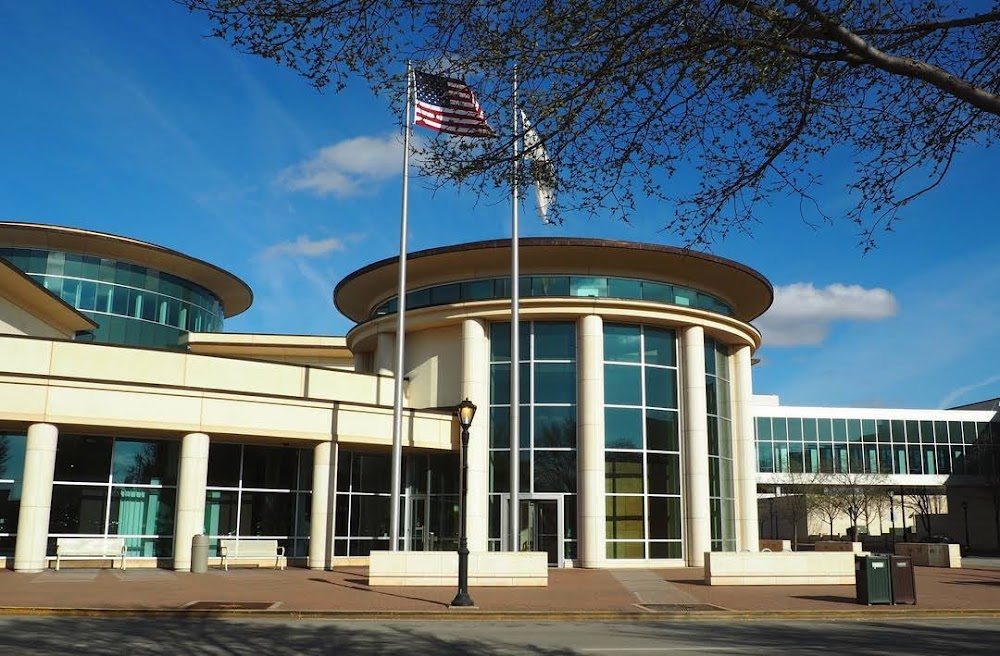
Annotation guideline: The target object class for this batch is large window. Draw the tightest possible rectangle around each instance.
[756,416,999,479]
[0,433,27,556]
[604,324,682,560]
[489,321,578,559]
[0,248,226,348]
[333,451,459,556]
[333,451,391,557]
[706,338,735,552]
[49,435,179,558]
[373,275,733,318]
[205,443,312,558]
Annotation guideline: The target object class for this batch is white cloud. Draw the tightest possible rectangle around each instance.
[258,235,347,260]
[243,235,355,334]
[937,373,1000,409]
[277,133,403,197]
[753,282,899,347]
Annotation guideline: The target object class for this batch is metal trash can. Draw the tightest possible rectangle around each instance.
[890,555,916,604]
[855,555,892,605]
[191,534,210,574]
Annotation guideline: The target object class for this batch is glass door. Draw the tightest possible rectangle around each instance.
[520,499,560,566]
[502,494,563,567]
[405,493,459,552]
[406,495,428,551]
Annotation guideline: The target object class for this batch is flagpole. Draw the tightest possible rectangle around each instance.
[509,67,521,553]
[389,62,414,552]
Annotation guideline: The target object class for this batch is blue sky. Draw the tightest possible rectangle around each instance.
[2,1,998,410]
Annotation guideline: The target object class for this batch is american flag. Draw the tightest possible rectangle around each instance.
[414,71,494,137]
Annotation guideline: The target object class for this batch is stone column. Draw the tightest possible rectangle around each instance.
[681,326,711,566]
[732,345,760,552]
[309,440,339,569]
[461,318,490,552]
[578,314,606,568]
[13,423,58,573]
[173,432,210,572]
[375,332,395,376]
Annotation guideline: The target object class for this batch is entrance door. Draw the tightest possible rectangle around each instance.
[406,494,458,552]
[406,495,428,551]
[520,499,560,566]
[502,494,563,567]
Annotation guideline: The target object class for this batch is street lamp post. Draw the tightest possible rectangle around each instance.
[962,500,970,552]
[451,398,477,608]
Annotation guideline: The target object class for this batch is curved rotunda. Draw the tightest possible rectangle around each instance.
[0,221,251,348]
[335,238,773,567]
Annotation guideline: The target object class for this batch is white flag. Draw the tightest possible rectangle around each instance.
[520,109,555,224]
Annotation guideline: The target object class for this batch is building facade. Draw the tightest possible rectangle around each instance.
[755,399,999,551]
[1,223,997,572]
[334,238,772,567]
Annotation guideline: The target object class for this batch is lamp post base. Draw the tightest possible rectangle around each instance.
[452,543,475,607]
[449,593,476,608]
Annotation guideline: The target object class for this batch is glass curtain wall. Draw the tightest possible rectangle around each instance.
[204,443,312,557]
[334,451,390,556]
[756,416,998,477]
[401,453,460,552]
[372,275,733,318]
[0,433,27,556]
[0,248,225,348]
[488,321,578,559]
[603,324,682,559]
[333,450,460,556]
[49,435,179,557]
[706,338,736,552]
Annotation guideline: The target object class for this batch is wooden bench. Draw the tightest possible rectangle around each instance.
[53,537,128,571]
[219,538,286,571]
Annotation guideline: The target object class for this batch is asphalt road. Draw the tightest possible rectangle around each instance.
[1,617,998,655]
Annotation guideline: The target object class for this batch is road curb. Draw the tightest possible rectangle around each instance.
[3,607,1000,621]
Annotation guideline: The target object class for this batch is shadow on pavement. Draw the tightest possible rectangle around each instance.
[793,595,858,605]
[609,619,1000,655]
[0,617,577,655]
[308,576,449,607]
[944,579,1000,587]
[3,616,1000,655]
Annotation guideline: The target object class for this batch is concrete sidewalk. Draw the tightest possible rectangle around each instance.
[1,562,999,619]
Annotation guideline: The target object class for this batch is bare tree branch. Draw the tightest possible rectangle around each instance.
[180,0,1000,247]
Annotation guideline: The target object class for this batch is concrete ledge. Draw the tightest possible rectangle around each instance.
[815,541,863,553]
[368,551,548,587]
[895,542,962,568]
[705,551,855,586]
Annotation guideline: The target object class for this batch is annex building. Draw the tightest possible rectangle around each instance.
[0,222,996,573]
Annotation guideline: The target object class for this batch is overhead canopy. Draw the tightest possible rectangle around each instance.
[335,238,773,323]
[0,222,253,317]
